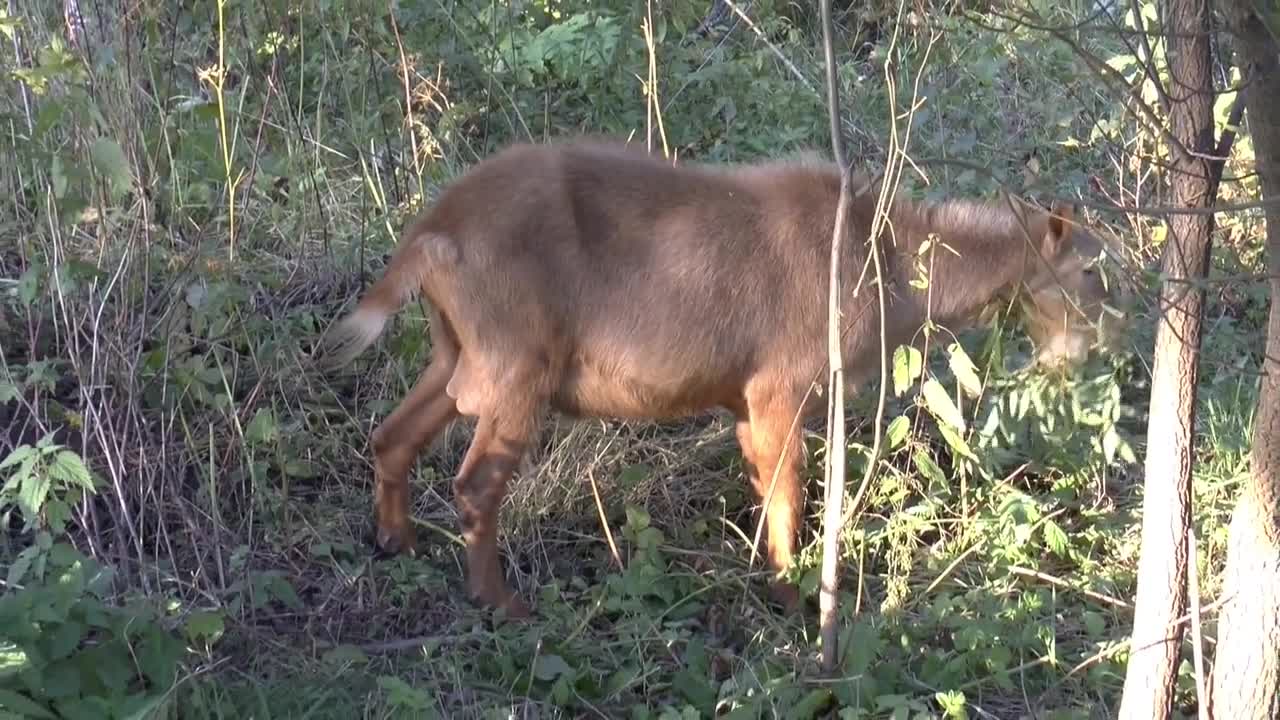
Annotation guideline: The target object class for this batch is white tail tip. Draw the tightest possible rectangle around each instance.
[319,307,389,370]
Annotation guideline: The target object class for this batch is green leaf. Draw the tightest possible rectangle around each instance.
[48,542,81,568]
[1103,52,1137,73]
[0,14,22,42]
[6,545,39,587]
[44,499,72,534]
[322,644,369,666]
[636,526,664,551]
[921,378,965,432]
[937,422,977,462]
[786,689,833,720]
[551,675,571,706]
[266,575,305,611]
[0,688,56,719]
[136,627,182,688]
[0,445,35,470]
[48,451,94,490]
[1101,425,1120,463]
[892,346,923,397]
[17,264,42,307]
[1042,520,1070,557]
[376,675,435,713]
[41,659,81,699]
[885,416,910,451]
[44,618,84,660]
[624,505,650,531]
[934,689,968,719]
[1118,436,1137,464]
[798,565,821,599]
[671,669,715,711]
[184,611,226,646]
[617,463,650,488]
[89,642,134,693]
[280,459,317,478]
[912,450,946,488]
[0,643,28,680]
[533,653,573,681]
[987,644,1013,672]
[32,99,64,142]
[1083,610,1106,637]
[1,466,25,497]
[19,468,52,518]
[842,618,883,675]
[947,343,984,399]
[52,697,107,720]
[604,663,640,697]
[243,408,277,446]
[117,693,166,720]
[1102,425,1136,464]
[89,138,132,199]
[50,154,68,199]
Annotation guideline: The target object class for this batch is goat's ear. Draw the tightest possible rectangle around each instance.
[1045,201,1076,254]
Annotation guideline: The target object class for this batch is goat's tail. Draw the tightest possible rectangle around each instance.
[318,233,457,370]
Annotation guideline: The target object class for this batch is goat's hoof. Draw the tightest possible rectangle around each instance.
[372,523,417,558]
[499,595,532,620]
[472,586,531,620]
[768,581,802,613]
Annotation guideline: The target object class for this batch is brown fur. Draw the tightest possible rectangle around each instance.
[320,138,1126,617]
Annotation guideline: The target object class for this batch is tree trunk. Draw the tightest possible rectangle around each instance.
[1119,0,1220,716]
[1209,4,1280,717]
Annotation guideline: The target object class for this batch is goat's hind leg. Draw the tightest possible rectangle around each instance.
[447,355,548,618]
[369,314,461,555]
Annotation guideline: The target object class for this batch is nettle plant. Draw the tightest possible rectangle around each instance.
[813,291,1137,599]
[853,300,1134,503]
[0,439,192,720]
[0,535,187,720]
[0,434,98,536]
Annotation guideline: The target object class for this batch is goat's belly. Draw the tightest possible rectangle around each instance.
[550,356,739,421]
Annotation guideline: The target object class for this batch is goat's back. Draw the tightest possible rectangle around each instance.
[411,142,847,417]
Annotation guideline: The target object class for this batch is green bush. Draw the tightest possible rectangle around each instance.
[0,533,187,720]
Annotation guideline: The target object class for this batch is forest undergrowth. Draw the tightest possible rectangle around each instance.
[0,1,1271,718]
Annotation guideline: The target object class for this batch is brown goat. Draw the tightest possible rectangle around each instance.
[321,139,1125,617]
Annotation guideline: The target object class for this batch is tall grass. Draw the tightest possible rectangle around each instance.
[0,1,1268,717]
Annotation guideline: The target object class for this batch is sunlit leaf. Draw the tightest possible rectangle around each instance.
[947,343,984,399]
[913,450,946,488]
[921,378,965,432]
[49,451,94,491]
[885,415,910,451]
[1042,519,1070,557]
[937,422,977,462]
[0,444,36,470]
[893,346,923,397]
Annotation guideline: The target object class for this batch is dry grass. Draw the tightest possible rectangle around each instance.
[3,2,1270,718]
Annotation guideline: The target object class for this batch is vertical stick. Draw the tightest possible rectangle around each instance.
[212,0,236,261]
[818,0,850,673]
[641,0,669,158]
[1187,529,1209,719]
